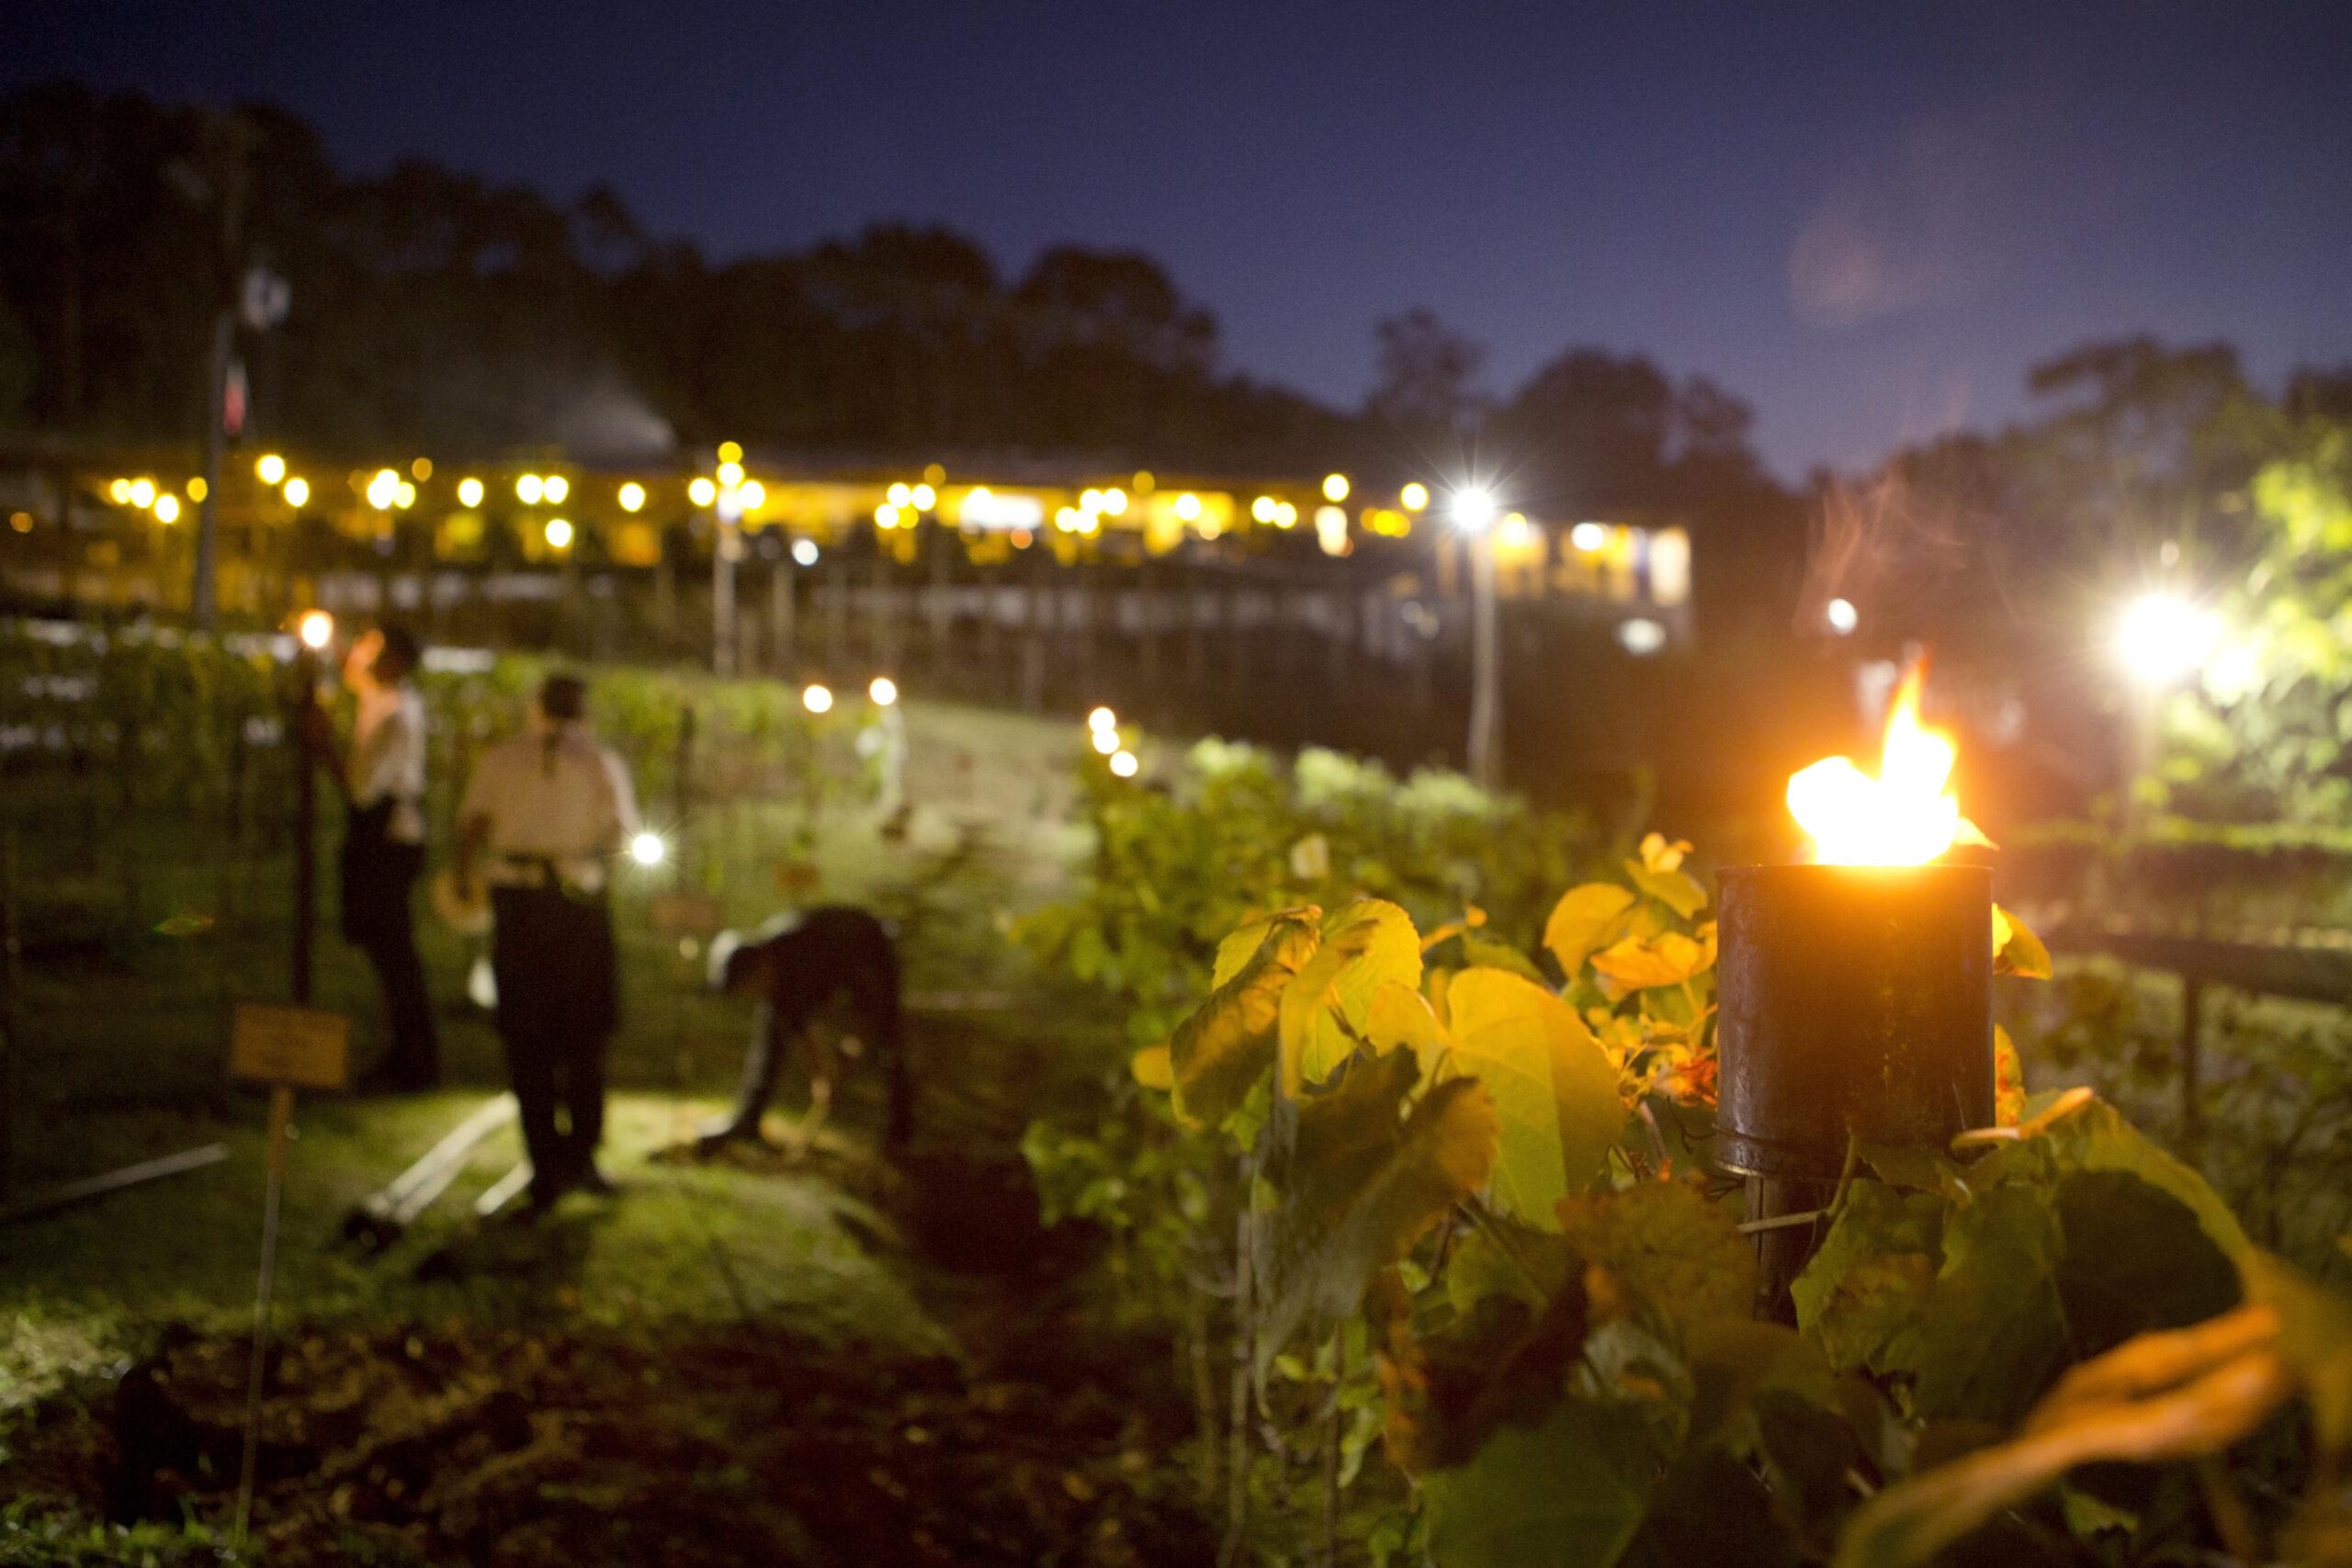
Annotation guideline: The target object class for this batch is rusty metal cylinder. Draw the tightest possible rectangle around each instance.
[1714,863,1993,1180]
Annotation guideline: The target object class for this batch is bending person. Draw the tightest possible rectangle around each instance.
[703,907,909,1149]
[454,672,640,1207]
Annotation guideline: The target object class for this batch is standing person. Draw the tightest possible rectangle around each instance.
[305,623,439,1092]
[452,673,639,1207]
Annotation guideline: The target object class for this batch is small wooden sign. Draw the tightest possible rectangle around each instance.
[649,890,727,938]
[230,1002,351,1090]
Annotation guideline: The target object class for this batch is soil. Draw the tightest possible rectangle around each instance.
[6,1032,1213,1564]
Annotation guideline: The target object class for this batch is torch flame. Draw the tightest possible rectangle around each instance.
[1787,661,1977,865]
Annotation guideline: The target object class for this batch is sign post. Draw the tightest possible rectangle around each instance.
[228,1000,348,1542]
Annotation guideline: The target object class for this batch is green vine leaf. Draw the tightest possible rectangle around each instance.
[1420,1397,1657,1568]
[1254,1051,1498,1379]
[1543,883,1637,978]
[1281,898,1423,1092]
[1794,1179,1945,1375]
[1626,859,1709,920]
[1556,1181,1756,1342]
[1445,968,1623,1230]
[1170,912,1319,1126]
[1991,903,2052,978]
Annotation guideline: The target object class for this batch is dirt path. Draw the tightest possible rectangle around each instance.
[5,1015,1210,1565]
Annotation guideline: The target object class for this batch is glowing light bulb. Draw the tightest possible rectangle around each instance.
[130,478,156,509]
[910,483,936,510]
[458,477,484,508]
[1091,727,1120,756]
[1571,522,1608,552]
[544,517,573,549]
[1322,473,1350,502]
[629,831,667,867]
[2114,592,2218,686]
[802,683,833,715]
[1102,487,1127,515]
[152,493,181,524]
[1826,597,1859,636]
[875,503,900,528]
[1451,487,1497,532]
[1087,705,1117,732]
[297,610,334,649]
[888,483,911,508]
[255,454,287,485]
[791,538,819,567]
[717,440,743,465]
[543,474,570,504]
[868,676,898,706]
[689,477,718,507]
[282,477,311,508]
[1109,750,1139,779]
[1174,492,1202,523]
[739,479,765,509]
[108,479,133,504]
[717,462,744,490]
[1401,482,1430,512]
[618,481,646,513]
[1250,495,1277,524]
[516,474,545,504]
[186,476,208,502]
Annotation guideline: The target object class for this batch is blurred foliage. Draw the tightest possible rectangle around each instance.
[1027,789,2352,1565]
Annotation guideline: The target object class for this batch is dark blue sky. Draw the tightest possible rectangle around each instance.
[13,1,2350,475]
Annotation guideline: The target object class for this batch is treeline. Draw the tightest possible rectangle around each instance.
[0,84,1799,549]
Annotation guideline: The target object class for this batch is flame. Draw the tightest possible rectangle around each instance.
[1787,661,1977,865]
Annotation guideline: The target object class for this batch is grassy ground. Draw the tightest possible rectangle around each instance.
[0,695,1203,1562]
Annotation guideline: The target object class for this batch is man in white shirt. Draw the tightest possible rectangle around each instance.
[454,672,640,1206]
[306,623,438,1091]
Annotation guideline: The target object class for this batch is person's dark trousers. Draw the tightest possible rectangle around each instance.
[489,881,618,1201]
[339,800,439,1089]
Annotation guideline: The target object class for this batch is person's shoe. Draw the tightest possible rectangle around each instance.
[695,1114,761,1154]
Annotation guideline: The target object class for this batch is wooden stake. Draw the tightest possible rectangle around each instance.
[233,1083,295,1543]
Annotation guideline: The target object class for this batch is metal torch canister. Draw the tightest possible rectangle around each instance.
[1714,862,1994,1317]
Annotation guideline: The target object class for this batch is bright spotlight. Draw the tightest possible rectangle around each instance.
[628,830,667,867]
[689,476,718,507]
[1450,487,1497,532]
[1174,492,1202,522]
[618,481,646,513]
[1091,727,1120,756]
[544,517,574,549]
[1400,482,1430,513]
[1087,705,1116,733]
[129,478,157,509]
[1825,597,1859,636]
[791,538,819,567]
[888,482,911,508]
[297,610,334,650]
[910,483,937,511]
[255,454,287,485]
[1570,522,1608,552]
[541,475,568,504]
[1617,617,1668,656]
[1109,750,1139,779]
[868,676,899,706]
[366,470,400,510]
[1102,487,1127,515]
[152,493,181,524]
[394,480,416,509]
[875,503,901,528]
[1322,473,1350,502]
[802,683,834,715]
[282,477,311,508]
[717,461,744,490]
[516,474,544,504]
[1250,495,1277,524]
[2115,592,2217,686]
[739,479,766,509]
[108,479,132,504]
[458,477,484,508]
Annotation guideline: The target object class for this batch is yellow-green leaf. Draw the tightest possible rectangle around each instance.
[1992,904,2052,979]
[1282,899,1422,1092]
[1590,931,1713,993]
[1625,858,1709,920]
[1129,1043,1173,1090]
[1171,913,1319,1125]
[1213,905,1321,988]
[1365,980,1452,1078]
[1446,968,1623,1230]
[1542,883,1637,978]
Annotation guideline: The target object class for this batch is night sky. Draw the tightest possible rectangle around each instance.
[11,0,2349,477]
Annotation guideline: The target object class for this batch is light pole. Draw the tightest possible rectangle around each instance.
[1452,486,1501,789]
